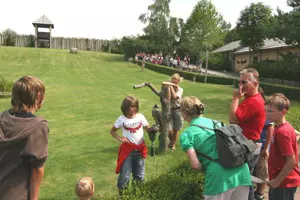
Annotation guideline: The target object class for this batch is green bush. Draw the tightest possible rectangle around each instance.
[104,160,205,200]
[250,62,300,82]
[1,28,17,46]
[259,82,300,102]
[0,77,13,92]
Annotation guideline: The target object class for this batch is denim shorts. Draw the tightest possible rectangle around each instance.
[117,150,145,189]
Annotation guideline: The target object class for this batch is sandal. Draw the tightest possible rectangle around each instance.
[255,192,265,200]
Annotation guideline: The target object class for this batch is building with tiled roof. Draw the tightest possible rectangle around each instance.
[212,39,299,71]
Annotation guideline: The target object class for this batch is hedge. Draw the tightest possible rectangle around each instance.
[139,61,238,86]
[104,160,205,200]
[259,82,300,102]
[136,61,300,101]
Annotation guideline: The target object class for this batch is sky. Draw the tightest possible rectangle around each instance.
[0,0,293,40]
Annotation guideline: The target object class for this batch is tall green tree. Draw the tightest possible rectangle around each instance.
[179,0,230,59]
[139,0,182,54]
[287,0,300,8]
[236,3,273,63]
[275,0,300,46]
[224,28,241,44]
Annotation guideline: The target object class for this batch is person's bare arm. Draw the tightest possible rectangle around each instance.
[186,149,202,170]
[30,166,44,200]
[229,96,240,124]
[144,124,150,133]
[295,130,300,141]
[169,86,178,99]
[229,87,244,124]
[110,126,130,143]
[162,81,175,87]
[268,155,297,188]
[261,125,274,158]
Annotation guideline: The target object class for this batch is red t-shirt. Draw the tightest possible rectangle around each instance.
[235,93,265,141]
[268,122,300,188]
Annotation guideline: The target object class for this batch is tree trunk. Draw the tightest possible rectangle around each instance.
[147,84,171,153]
[159,86,171,152]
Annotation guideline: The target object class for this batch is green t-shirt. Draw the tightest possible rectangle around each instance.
[180,117,251,196]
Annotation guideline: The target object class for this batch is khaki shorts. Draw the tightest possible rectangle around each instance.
[169,109,183,131]
[255,154,269,181]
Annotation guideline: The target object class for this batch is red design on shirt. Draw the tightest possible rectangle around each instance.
[123,121,142,133]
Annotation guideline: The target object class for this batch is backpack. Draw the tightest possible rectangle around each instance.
[190,121,256,169]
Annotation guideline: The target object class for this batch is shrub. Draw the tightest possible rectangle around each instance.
[259,82,300,102]
[250,62,300,82]
[104,160,205,200]
[0,77,13,92]
[1,28,17,46]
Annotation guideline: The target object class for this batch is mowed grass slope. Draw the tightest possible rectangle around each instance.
[0,46,299,199]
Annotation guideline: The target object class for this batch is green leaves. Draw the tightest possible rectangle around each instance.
[1,28,17,46]
[179,0,229,57]
[139,0,182,54]
[236,3,273,64]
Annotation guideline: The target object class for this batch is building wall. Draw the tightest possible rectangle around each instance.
[234,46,299,72]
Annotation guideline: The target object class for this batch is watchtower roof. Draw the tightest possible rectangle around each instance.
[32,15,54,28]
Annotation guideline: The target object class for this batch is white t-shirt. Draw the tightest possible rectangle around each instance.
[114,113,149,145]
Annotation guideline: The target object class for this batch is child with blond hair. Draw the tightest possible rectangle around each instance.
[266,93,300,200]
[75,177,95,200]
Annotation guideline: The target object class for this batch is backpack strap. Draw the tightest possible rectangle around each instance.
[189,124,217,162]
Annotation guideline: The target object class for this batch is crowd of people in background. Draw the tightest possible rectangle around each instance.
[135,52,202,72]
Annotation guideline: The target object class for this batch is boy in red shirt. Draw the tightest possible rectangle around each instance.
[266,93,300,200]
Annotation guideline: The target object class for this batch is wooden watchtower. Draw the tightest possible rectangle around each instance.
[32,15,54,48]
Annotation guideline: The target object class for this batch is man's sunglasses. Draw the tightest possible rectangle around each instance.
[239,80,250,84]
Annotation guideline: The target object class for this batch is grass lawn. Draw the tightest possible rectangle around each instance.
[0,46,299,199]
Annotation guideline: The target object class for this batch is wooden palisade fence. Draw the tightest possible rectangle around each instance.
[0,34,112,52]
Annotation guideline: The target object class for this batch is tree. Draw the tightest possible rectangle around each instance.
[179,0,230,59]
[1,28,17,46]
[139,0,183,54]
[236,3,273,63]
[275,1,300,47]
[224,28,241,44]
[120,36,149,59]
[287,0,300,8]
